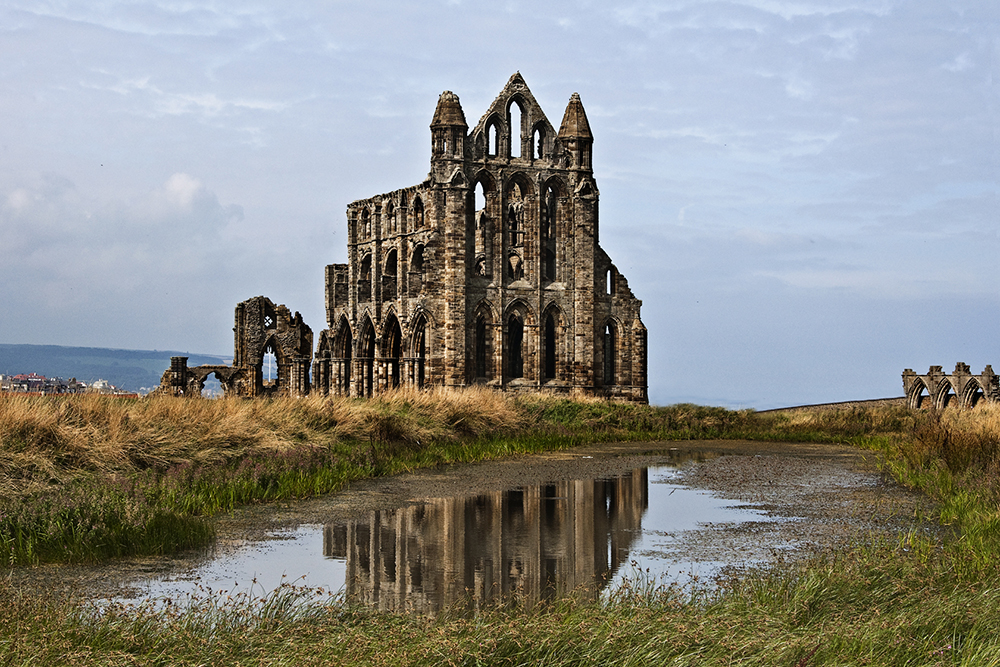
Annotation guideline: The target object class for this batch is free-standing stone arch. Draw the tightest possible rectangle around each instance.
[903,363,1000,410]
[154,296,312,398]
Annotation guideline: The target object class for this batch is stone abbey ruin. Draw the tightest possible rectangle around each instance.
[158,73,647,402]
[902,363,1000,410]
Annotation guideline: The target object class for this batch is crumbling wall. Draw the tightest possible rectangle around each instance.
[153,296,312,398]
[902,363,1000,409]
[315,74,648,403]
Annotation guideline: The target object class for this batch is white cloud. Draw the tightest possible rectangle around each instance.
[940,52,973,72]
[84,74,290,119]
[161,172,203,209]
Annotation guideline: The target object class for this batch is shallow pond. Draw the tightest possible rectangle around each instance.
[122,465,784,613]
[14,440,932,615]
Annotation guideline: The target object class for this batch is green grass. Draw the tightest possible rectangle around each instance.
[5,393,1000,664]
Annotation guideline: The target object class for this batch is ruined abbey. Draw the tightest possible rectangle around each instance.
[158,74,647,402]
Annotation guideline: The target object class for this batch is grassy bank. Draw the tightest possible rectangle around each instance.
[4,392,1000,664]
[0,390,875,566]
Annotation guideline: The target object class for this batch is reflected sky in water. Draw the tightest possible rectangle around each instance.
[124,463,780,613]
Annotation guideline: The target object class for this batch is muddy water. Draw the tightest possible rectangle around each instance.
[10,440,934,614]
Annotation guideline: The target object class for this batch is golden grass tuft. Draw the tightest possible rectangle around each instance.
[0,388,530,498]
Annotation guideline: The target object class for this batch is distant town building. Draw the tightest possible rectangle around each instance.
[0,373,88,395]
[0,373,133,396]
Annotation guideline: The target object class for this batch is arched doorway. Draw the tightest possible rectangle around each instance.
[411,315,427,388]
[358,318,376,397]
[508,314,524,380]
[603,322,617,387]
[383,315,402,390]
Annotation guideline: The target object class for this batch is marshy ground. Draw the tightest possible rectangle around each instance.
[3,391,1000,665]
[9,439,934,604]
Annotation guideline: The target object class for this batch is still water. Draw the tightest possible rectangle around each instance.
[120,465,784,613]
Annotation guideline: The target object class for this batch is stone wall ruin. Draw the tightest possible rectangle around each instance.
[153,296,312,398]
[902,363,1000,410]
[158,74,648,403]
[314,73,648,402]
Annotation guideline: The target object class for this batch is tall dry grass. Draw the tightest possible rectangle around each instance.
[0,388,530,564]
[0,387,524,498]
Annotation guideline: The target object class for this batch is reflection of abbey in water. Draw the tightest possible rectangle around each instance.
[324,470,647,614]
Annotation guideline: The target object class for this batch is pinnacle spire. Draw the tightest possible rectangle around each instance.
[557,92,592,140]
[431,90,468,128]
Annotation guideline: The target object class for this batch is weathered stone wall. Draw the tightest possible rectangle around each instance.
[317,74,648,402]
[153,296,312,398]
[902,363,1000,409]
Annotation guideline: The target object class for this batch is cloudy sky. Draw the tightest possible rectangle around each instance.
[0,1,995,408]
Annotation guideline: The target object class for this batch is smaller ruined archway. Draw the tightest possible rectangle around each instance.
[906,377,928,409]
[382,314,402,390]
[603,320,618,387]
[961,378,985,409]
[358,317,377,398]
[409,314,429,388]
[507,314,524,380]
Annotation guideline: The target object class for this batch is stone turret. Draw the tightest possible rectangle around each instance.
[430,90,468,181]
[557,92,593,172]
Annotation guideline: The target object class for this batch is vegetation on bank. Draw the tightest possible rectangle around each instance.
[0,390,886,566]
[3,391,1000,664]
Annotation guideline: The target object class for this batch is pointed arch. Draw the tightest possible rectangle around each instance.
[505,173,534,258]
[409,243,425,296]
[508,98,524,158]
[486,114,502,157]
[532,122,546,160]
[385,199,396,234]
[258,332,287,393]
[507,313,524,380]
[412,196,425,229]
[541,177,565,283]
[409,312,429,389]
[383,247,398,301]
[603,319,620,387]
[472,300,498,382]
[358,253,372,303]
[961,377,985,409]
[358,316,376,397]
[472,171,497,278]
[332,315,353,396]
[934,378,957,410]
[504,300,533,382]
[361,207,372,238]
[382,313,402,390]
[541,305,563,382]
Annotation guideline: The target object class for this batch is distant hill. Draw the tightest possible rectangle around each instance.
[0,344,229,393]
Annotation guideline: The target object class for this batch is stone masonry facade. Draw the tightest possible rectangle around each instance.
[313,73,647,402]
[156,74,647,402]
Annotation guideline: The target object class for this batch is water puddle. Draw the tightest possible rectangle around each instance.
[15,441,926,616]
[118,464,785,613]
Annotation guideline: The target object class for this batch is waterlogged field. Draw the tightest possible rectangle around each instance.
[3,391,1000,665]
